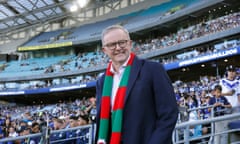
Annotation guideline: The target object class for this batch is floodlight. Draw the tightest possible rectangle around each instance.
[77,0,89,8]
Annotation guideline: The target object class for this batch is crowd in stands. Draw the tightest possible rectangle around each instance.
[174,65,240,142]
[1,11,240,74]
[47,11,240,71]
[0,97,97,143]
[0,11,239,91]
[0,64,239,143]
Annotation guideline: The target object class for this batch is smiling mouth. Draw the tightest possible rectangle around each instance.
[114,50,125,55]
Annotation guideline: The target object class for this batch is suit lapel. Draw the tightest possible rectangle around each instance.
[125,56,144,104]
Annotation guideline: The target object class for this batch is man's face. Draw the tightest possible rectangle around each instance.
[69,119,79,128]
[20,129,30,136]
[32,125,40,133]
[102,28,132,67]
[227,70,236,79]
[78,117,87,125]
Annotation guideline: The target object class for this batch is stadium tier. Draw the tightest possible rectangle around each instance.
[0,10,239,90]
[0,0,239,143]
[18,0,211,51]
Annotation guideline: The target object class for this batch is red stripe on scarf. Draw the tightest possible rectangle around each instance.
[128,53,135,66]
[110,132,121,144]
[100,97,111,119]
[106,62,114,76]
[113,87,126,110]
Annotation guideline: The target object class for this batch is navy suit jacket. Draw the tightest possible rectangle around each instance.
[96,56,178,144]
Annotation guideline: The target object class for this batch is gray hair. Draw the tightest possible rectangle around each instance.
[101,25,130,45]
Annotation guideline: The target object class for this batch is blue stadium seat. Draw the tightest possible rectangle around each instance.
[228,120,240,129]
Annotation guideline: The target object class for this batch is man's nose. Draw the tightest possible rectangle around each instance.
[115,43,121,49]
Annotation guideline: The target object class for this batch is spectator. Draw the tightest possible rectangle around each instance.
[209,85,232,116]
[76,114,89,144]
[8,126,18,138]
[16,126,31,144]
[50,117,67,144]
[85,97,97,123]
[219,65,240,111]
[199,96,211,139]
[209,85,232,144]
[65,115,80,144]
[29,122,41,144]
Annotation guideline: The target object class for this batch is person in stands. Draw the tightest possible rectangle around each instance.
[219,65,240,112]
[209,84,232,144]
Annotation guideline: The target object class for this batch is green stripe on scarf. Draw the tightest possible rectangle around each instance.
[98,53,135,144]
[102,76,113,96]
[99,119,109,139]
[119,66,131,87]
[112,110,123,132]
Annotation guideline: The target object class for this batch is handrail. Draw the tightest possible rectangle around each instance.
[176,113,240,129]
[1,113,239,143]
[187,105,213,112]
[0,124,93,143]
[173,112,240,144]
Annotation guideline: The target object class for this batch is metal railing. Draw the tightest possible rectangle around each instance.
[0,124,95,144]
[0,108,239,144]
[173,106,240,144]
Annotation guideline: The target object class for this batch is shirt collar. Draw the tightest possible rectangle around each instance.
[110,55,131,74]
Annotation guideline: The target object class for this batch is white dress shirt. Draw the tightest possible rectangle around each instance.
[110,56,131,108]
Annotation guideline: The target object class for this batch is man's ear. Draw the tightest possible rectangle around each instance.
[129,40,132,45]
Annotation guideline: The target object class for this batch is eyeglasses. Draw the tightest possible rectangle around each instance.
[104,40,129,50]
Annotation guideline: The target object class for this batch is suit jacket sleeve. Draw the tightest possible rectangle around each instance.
[95,74,104,143]
[148,62,178,144]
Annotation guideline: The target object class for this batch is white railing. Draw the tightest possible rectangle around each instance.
[173,107,240,144]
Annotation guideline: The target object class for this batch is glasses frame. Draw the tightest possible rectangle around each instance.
[104,40,129,50]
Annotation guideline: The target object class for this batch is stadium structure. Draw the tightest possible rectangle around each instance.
[0,0,239,143]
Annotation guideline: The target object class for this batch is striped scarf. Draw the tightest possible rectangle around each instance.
[98,53,135,144]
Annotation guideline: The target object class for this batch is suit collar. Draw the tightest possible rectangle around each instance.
[125,56,144,104]
[99,56,144,106]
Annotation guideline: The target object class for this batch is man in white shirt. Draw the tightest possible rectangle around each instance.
[219,65,240,111]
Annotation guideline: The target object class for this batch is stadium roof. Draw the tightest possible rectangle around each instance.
[0,0,72,33]
[0,0,113,37]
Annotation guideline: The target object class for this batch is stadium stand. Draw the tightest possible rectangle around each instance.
[20,0,201,48]
[0,0,239,143]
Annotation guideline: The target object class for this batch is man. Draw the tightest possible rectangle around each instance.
[66,115,80,144]
[76,114,90,144]
[96,25,178,144]
[16,126,31,144]
[29,122,41,144]
[50,117,67,144]
[219,65,240,110]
